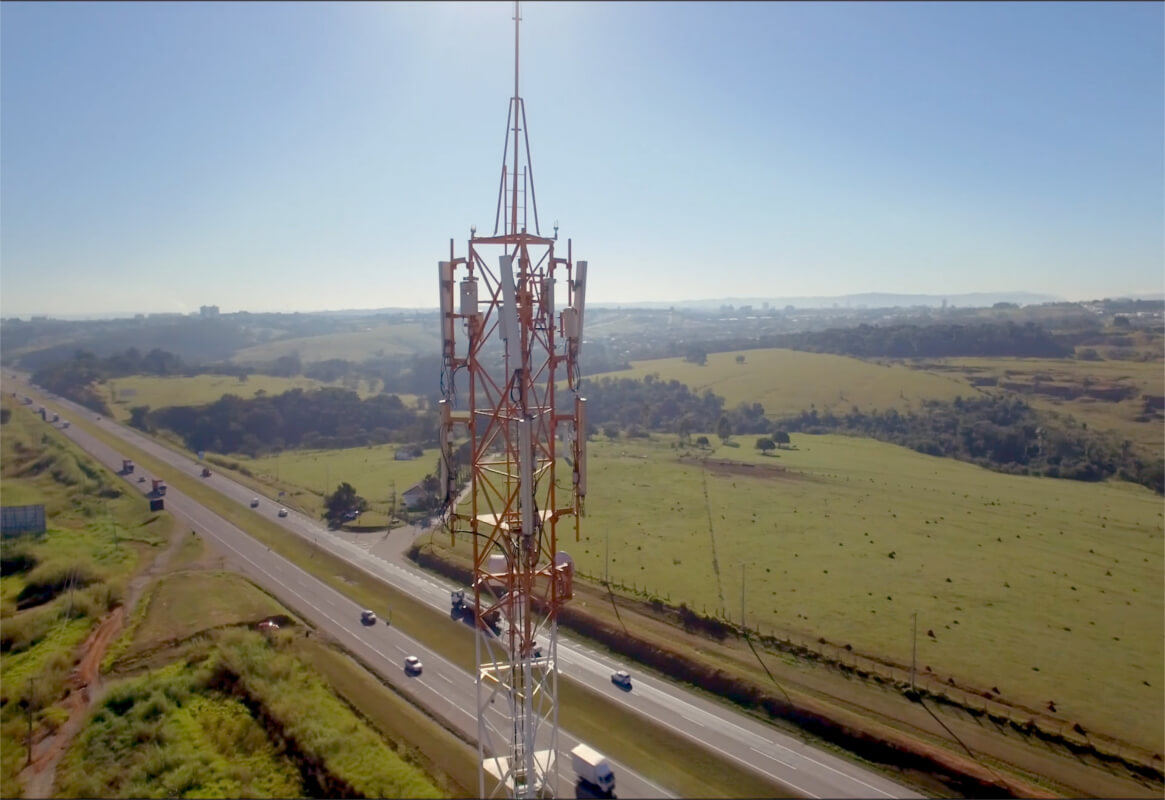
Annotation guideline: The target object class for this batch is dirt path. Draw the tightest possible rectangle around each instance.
[18,606,124,798]
[698,463,727,612]
[17,523,192,798]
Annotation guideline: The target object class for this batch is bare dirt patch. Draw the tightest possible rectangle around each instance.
[15,515,191,797]
[698,457,807,482]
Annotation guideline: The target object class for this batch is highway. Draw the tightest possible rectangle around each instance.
[13,377,921,799]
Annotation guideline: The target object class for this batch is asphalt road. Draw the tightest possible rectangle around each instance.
[13,378,921,799]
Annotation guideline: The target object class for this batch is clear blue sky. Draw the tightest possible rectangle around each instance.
[2,1,1162,316]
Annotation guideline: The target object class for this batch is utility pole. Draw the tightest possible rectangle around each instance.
[911,611,918,690]
[26,677,36,766]
[604,528,609,585]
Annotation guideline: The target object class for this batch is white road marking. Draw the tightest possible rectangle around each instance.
[750,746,798,770]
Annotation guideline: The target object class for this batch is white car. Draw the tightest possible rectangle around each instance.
[277,507,288,517]
[404,655,423,675]
[611,670,632,689]
[250,497,260,508]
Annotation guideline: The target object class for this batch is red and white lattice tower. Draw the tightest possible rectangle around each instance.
[436,3,587,797]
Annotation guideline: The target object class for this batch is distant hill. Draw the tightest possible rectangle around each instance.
[591,291,1063,310]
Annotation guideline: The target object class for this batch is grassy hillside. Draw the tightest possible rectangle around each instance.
[440,432,1164,751]
[100,374,396,422]
[64,623,445,799]
[0,399,173,795]
[231,321,439,365]
[913,356,1164,456]
[588,348,982,416]
[89,531,461,799]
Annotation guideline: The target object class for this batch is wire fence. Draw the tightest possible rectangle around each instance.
[573,569,1158,767]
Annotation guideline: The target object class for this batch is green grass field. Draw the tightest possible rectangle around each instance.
[588,347,982,417]
[213,444,441,524]
[439,431,1164,752]
[121,572,289,660]
[230,320,439,364]
[101,374,402,422]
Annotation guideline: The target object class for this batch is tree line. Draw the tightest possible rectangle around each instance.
[578,375,771,439]
[29,347,445,416]
[142,388,437,456]
[680,321,1073,364]
[34,344,1159,495]
[575,377,1161,494]
[769,395,1164,494]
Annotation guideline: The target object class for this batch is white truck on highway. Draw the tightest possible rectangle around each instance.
[570,743,615,796]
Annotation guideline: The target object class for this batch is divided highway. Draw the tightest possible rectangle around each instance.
[13,378,921,799]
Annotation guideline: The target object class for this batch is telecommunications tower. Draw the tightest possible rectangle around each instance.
[436,2,588,797]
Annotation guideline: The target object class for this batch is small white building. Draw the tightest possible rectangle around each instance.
[401,482,428,510]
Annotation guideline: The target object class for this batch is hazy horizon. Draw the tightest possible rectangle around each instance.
[8,289,1164,323]
[2,2,1162,317]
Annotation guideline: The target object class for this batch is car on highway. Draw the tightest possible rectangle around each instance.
[404,655,423,675]
[250,497,260,508]
[611,670,632,689]
[360,609,377,625]
[278,507,288,517]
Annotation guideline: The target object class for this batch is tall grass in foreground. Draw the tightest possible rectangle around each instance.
[56,630,443,799]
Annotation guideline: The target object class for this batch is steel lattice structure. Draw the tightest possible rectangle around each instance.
[436,4,587,797]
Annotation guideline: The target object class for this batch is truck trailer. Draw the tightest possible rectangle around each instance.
[570,743,615,796]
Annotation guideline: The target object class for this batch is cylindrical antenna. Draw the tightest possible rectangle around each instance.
[511,0,521,239]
